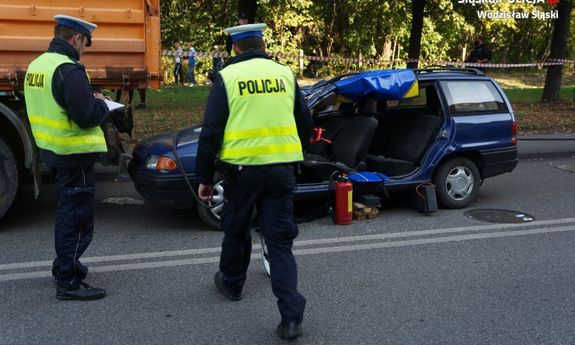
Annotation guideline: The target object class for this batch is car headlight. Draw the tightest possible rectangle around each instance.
[145,154,177,171]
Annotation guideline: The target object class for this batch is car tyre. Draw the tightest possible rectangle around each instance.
[0,137,19,219]
[196,178,225,230]
[433,157,480,209]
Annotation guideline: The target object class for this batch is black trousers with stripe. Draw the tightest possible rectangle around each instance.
[51,164,95,289]
[219,163,306,324]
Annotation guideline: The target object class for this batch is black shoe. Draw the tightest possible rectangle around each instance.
[56,282,106,301]
[276,321,303,340]
[135,103,146,110]
[214,271,242,301]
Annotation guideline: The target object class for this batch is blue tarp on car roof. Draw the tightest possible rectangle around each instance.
[333,69,419,102]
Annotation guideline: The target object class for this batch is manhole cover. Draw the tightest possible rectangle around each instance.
[464,209,534,224]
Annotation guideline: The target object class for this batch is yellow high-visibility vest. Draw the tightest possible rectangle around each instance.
[218,58,303,165]
[24,52,107,155]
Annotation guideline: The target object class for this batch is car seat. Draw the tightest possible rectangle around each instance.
[302,116,378,180]
[367,111,442,176]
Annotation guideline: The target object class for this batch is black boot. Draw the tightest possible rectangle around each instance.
[56,282,106,301]
[276,321,303,340]
[214,271,242,301]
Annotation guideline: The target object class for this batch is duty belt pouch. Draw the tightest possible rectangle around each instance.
[215,160,239,185]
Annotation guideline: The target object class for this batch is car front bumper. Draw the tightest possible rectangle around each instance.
[129,161,196,209]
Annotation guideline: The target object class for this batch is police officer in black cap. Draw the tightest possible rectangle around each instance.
[196,23,312,340]
[24,15,109,300]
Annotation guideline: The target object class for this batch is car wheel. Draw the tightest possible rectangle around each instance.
[433,157,480,209]
[196,178,225,230]
[0,137,19,219]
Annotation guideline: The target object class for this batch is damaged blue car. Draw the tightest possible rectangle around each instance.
[129,68,518,228]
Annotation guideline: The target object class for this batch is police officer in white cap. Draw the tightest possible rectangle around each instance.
[24,15,109,300]
[196,23,312,340]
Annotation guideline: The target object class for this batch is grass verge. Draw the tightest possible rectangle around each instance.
[132,80,574,141]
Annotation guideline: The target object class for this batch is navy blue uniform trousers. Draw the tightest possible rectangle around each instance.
[220,164,306,324]
[51,164,95,289]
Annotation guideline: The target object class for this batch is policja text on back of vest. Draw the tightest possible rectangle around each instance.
[238,78,287,96]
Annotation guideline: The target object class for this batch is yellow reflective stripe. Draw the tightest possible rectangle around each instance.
[223,126,298,141]
[404,80,419,98]
[28,115,75,130]
[33,131,106,146]
[220,143,302,158]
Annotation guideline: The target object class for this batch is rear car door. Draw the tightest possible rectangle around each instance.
[440,79,515,150]
[439,79,518,177]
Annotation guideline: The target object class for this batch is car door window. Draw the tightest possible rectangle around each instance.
[441,80,507,114]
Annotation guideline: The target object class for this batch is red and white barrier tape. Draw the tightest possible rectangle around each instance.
[162,50,575,68]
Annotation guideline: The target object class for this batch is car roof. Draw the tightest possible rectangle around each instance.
[414,68,493,82]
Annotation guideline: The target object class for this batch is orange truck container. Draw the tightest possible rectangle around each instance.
[0,0,162,90]
[0,0,162,219]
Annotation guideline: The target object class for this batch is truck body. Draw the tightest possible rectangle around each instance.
[0,0,162,218]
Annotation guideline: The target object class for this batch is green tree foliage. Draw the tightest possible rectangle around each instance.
[160,0,572,80]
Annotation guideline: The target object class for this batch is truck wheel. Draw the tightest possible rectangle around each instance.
[433,157,480,209]
[196,178,225,230]
[0,137,18,219]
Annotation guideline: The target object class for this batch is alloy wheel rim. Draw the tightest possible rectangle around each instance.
[209,180,225,219]
[445,166,474,201]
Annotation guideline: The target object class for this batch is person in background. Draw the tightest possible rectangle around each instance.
[24,14,109,300]
[196,23,312,340]
[187,42,197,87]
[225,13,249,56]
[208,45,224,83]
[173,41,184,86]
[465,35,492,73]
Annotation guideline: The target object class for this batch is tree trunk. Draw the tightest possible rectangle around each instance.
[237,0,257,23]
[542,0,573,102]
[406,0,426,69]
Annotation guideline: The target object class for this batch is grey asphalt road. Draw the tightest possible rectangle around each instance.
[1,156,575,345]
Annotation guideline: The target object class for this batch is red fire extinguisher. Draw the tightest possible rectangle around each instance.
[335,173,353,225]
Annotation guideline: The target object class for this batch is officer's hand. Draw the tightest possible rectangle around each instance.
[198,183,213,201]
[94,91,106,101]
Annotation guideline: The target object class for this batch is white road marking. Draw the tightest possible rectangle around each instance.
[2,216,574,271]
[1,221,575,282]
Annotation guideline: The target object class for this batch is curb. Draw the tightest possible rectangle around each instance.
[517,135,575,160]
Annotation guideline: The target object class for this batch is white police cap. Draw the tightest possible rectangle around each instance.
[224,23,266,43]
[54,15,97,47]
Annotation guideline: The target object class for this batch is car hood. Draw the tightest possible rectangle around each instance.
[134,126,202,158]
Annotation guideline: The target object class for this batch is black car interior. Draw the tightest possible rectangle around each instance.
[301,83,443,180]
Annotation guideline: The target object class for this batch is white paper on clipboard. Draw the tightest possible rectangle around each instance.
[104,99,125,111]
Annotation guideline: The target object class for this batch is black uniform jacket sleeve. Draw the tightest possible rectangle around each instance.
[195,52,313,185]
[48,38,109,128]
[53,64,110,128]
[196,73,229,185]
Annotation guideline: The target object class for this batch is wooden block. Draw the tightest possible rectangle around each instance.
[353,212,379,220]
